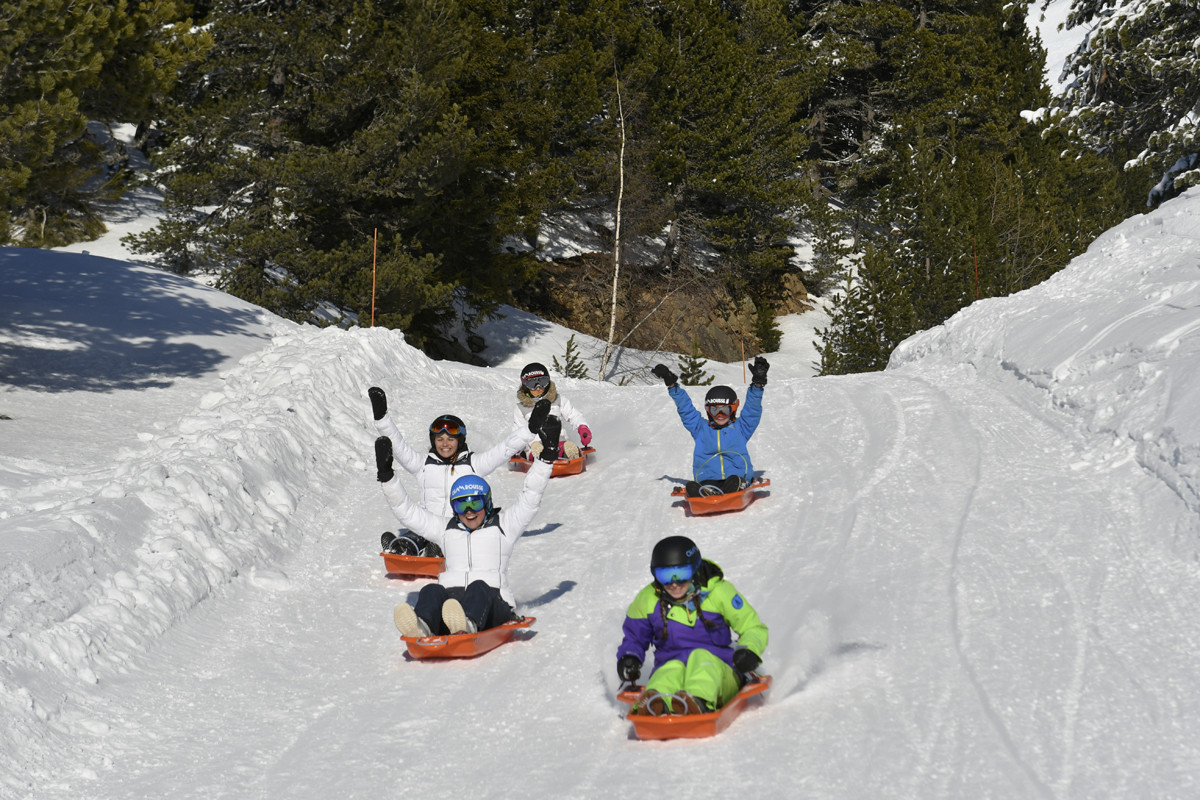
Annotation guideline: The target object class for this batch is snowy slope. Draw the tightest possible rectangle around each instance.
[3,184,1200,798]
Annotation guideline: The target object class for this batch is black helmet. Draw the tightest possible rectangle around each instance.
[521,362,549,382]
[429,414,467,453]
[704,385,739,422]
[650,535,702,585]
[520,362,552,395]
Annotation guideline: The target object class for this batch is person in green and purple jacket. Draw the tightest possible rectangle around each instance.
[616,536,768,716]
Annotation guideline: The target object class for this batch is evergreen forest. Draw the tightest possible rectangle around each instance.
[3,0,1196,374]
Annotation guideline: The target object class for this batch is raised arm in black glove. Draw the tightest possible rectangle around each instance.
[651,363,678,388]
[374,436,395,482]
[368,386,387,421]
[749,356,770,388]
[527,398,551,434]
[537,415,562,463]
[732,647,761,675]
[617,654,642,682]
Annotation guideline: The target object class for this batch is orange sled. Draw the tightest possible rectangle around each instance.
[509,446,595,477]
[617,675,771,740]
[402,616,536,659]
[671,478,770,515]
[380,552,445,579]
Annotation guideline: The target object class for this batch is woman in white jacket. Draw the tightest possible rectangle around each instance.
[368,386,549,556]
[513,362,591,460]
[376,415,561,637]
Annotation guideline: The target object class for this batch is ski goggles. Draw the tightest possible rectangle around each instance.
[706,404,733,418]
[522,375,550,393]
[430,419,463,435]
[451,495,487,515]
[654,563,695,586]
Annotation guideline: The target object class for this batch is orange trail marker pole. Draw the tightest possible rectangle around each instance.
[371,228,378,327]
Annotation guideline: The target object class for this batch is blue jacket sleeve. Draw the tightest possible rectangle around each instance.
[736,384,764,439]
[668,384,707,438]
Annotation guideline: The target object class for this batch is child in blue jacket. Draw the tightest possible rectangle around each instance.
[651,356,769,497]
[616,536,768,715]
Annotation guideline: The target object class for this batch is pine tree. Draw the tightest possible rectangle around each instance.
[125,0,475,346]
[553,334,591,379]
[812,0,1135,374]
[1047,0,1200,201]
[0,0,204,246]
[818,245,919,375]
[676,338,714,386]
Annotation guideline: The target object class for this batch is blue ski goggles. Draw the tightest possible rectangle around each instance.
[451,495,487,514]
[654,563,695,586]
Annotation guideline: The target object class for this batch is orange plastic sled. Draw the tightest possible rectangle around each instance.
[617,675,771,740]
[380,552,445,578]
[509,446,595,477]
[402,616,536,659]
[671,478,770,515]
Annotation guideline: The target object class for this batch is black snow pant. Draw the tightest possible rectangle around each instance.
[413,580,515,635]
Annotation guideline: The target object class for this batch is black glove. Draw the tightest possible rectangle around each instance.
[617,655,641,682]
[374,436,394,482]
[537,415,562,463]
[651,364,677,387]
[732,647,761,674]
[749,356,769,388]
[527,398,551,434]
[368,386,387,420]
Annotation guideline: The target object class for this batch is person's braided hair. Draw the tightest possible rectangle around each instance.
[654,559,724,643]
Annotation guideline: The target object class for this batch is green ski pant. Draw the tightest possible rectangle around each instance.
[646,648,741,708]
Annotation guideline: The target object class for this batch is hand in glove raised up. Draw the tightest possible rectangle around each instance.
[375,436,395,482]
[527,398,551,433]
[368,386,388,420]
[537,416,562,463]
[577,424,592,447]
[651,364,677,388]
[617,654,641,682]
[749,356,770,388]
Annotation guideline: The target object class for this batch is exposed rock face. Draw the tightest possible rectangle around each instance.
[511,254,812,362]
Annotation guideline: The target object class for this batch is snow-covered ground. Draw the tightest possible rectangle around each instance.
[4,160,1200,798]
[6,7,1200,795]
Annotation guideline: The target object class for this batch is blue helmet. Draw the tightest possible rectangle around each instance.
[449,474,493,516]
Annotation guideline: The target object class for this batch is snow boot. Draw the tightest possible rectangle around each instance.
[387,533,422,556]
[720,475,744,494]
[676,691,712,715]
[561,441,581,459]
[441,598,477,635]
[635,690,674,716]
[380,531,396,551]
[394,603,431,638]
[685,481,701,498]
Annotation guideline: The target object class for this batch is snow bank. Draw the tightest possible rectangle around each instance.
[892,187,1200,520]
[0,321,519,782]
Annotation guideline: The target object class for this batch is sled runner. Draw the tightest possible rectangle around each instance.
[617,675,771,740]
[401,616,536,659]
[509,446,595,477]
[671,478,770,515]
[380,552,445,579]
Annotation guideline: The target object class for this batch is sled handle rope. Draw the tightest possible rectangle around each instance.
[693,450,750,481]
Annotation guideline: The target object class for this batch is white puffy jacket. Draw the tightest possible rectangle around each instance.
[375,414,535,517]
[380,458,552,607]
